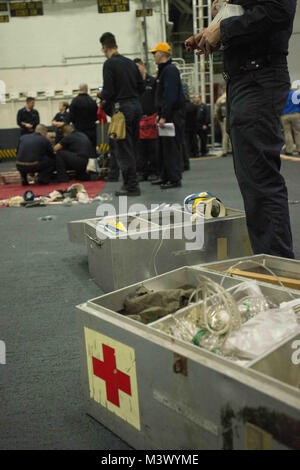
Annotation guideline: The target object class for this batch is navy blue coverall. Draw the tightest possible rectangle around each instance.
[220,0,296,258]
[155,59,186,184]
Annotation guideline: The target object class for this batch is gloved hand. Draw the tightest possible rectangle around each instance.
[185,23,222,55]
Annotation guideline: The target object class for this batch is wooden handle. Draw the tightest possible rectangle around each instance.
[229,268,300,291]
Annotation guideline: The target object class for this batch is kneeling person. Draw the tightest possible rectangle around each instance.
[54,125,93,182]
[16,124,55,185]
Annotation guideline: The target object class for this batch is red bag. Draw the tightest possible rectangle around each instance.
[97,102,107,124]
[139,113,158,139]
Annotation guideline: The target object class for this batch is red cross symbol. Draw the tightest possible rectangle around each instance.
[92,344,132,407]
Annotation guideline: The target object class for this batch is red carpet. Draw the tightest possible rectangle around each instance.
[0,179,106,201]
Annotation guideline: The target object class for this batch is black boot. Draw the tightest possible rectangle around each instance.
[160,180,182,189]
[20,172,29,186]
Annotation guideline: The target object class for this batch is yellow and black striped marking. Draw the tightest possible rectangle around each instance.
[0,149,17,160]
[97,144,110,152]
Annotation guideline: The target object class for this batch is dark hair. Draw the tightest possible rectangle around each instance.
[100,32,117,49]
[133,58,143,65]
[26,97,35,103]
[61,101,69,110]
[63,124,74,136]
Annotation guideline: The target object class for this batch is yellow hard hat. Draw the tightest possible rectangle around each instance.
[149,42,171,54]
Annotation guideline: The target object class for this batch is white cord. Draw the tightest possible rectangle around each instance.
[148,229,167,277]
[153,238,164,276]
[188,274,241,338]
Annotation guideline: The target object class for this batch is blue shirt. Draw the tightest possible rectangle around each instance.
[155,59,185,121]
[282,90,300,115]
[17,133,54,165]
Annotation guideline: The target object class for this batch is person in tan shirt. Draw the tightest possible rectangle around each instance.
[215,92,232,157]
[281,88,300,156]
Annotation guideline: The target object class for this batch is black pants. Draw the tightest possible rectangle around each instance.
[17,159,55,184]
[181,136,190,170]
[197,128,208,155]
[109,101,142,192]
[56,150,88,180]
[158,110,184,183]
[55,132,64,145]
[227,66,294,258]
[137,138,159,177]
[107,139,120,179]
[79,128,97,156]
[185,131,199,158]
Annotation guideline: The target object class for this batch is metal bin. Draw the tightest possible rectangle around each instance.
[77,267,300,450]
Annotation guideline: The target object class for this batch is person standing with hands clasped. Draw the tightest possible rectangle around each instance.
[194,94,209,157]
[150,42,185,189]
[69,84,98,154]
[17,97,40,136]
[52,101,71,144]
[185,0,296,259]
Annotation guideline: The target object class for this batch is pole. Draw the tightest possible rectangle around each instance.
[142,0,149,72]
[207,0,215,152]
[161,0,167,42]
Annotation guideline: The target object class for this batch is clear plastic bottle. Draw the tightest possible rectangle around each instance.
[237,296,272,322]
[171,318,199,343]
[192,329,224,353]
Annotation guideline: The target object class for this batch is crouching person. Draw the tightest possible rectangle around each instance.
[53,125,93,182]
[16,124,55,185]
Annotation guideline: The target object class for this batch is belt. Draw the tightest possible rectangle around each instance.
[117,98,139,104]
[223,55,287,82]
[16,161,39,166]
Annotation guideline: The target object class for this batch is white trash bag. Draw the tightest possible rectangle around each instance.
[211,0,244,27]
[223,306,300,361]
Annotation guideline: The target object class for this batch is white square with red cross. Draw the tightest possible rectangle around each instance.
[84,327,141,431]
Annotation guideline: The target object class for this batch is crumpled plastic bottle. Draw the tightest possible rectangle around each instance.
[237,296,274,322]
[78,191,90,204]
[192,328,225,354]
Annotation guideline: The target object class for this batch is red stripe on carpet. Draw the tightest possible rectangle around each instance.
[0,179,106,201]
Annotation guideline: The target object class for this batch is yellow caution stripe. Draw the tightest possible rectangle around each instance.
[97,144,110,152]
[0,149,17,159]
[280,153,300,162]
